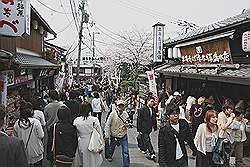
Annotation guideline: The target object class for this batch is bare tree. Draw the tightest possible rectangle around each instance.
[107,27,153,80]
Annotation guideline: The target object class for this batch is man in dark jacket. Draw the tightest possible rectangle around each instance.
[0,105,28,167]
[158,102,197,167]
[64,89,81,122]
[137,96,157,161]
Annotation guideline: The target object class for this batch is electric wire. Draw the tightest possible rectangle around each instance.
[36,0,71,14]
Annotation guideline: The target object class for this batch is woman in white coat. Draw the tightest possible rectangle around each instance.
[73,101,104,167]
[14,101,44,167]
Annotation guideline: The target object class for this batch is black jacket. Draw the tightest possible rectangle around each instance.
[0,132,28,167]
[137,105,157,134]
[64,100,81,121]
[158,119,197,167]
[47,122,78,162]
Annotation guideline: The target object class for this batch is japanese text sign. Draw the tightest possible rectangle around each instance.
[0,0,30,36]
[153,23,165,62]
[242,31,250,52]
[180,38,232,65]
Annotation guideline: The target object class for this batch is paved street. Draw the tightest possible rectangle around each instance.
[101,120,196,167]
[101,118,250,167]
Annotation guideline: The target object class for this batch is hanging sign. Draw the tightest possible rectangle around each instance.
[0,0,31,36]
[180,38,232,65]
[146,70,158,104]
[153,22,165,62]
[242,31,250,52]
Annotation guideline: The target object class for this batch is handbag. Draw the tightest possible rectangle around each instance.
[88,122,103,153]
[51,123,74,167]
[212,138,226,165]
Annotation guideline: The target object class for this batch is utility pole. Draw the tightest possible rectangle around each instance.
[92,32,95,77]
[76,0,85,83]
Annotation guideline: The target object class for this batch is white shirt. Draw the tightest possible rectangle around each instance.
[33,110,46,126]
[91,98,101,113]
[171,123,184,160]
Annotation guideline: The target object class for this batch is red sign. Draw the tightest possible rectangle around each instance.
[15,75,28,84]
[0,0,31,36]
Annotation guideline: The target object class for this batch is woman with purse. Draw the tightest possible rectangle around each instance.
[14,101,44,167]
[194,110,219,167]
[47,106,78,167]
[73,101,104,167]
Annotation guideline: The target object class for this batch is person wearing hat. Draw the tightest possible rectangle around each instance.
[0,105,28,167]
[189,96,207,139]
[104,99,131,167]
[137,96,157,161]
[158,102,197,167]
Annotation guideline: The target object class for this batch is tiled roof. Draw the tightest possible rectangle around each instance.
[157,64,250,85]
[14,53,58,69]
[166,9,250,45]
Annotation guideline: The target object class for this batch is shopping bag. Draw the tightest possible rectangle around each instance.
[88,127,103,153]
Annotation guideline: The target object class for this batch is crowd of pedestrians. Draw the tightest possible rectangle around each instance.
[0,80,250,167]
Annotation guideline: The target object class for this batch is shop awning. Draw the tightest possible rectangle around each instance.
[157,64,250,85]
[14,53,58,69]
[175,30,235,48]
[0,49,13,59]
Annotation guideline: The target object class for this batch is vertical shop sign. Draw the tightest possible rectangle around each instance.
[0,72,7,106]
[4,70,14,86]
[146,70,158,104]
[54,71,65,91]
[242,31,250,52]
[0,0,31,36]
[153,22,165,62]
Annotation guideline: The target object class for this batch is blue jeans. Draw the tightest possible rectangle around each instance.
[109,135,130,167]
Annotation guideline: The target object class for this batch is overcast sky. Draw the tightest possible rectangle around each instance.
[31,0,250,59]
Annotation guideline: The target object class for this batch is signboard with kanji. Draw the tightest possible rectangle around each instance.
[242,31,250,52]
[0,0,30,36]
[180,38,233,65]
[153,22,165,62]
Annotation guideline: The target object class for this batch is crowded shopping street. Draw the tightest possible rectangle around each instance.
[1,0,250,167]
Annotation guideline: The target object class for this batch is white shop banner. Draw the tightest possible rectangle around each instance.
[0,0,31,36]
[54,71,65,91]
[153,23,165,62]
[146,70,158,104]
[242,31,250,52]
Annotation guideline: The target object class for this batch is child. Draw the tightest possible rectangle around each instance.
[230,108,247,167]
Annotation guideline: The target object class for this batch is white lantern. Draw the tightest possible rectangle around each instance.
[32,20,38,30]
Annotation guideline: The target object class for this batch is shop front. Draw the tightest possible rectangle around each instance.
[159,9,250,155]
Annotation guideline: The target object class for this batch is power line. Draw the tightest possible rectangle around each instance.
[69,0,79,32]
[56,19,73,34]
[36,0,71,14]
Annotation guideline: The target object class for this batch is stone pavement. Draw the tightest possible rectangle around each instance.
[101,120,250,167]
[101,121,196,167]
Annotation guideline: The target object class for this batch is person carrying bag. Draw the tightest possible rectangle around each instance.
[47,106,78,167]
[88,122,104,153]
[52,123,74,167]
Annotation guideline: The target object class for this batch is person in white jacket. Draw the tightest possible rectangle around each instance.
[194,110,219,167]
[14,101,44,167]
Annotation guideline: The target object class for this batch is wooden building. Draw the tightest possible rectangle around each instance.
[0,5,61,107]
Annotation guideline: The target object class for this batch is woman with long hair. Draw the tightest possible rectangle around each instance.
[14,101,44,167]
[194,110,219,167]
[73,101,104,167]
